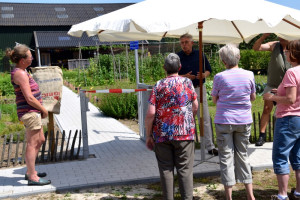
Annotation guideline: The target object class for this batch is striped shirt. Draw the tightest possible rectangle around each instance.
[11,68,42,120]
[211,68,256,124]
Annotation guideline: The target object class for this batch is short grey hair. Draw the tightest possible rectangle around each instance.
[180,33,193,41]
[164,53,181,74]
[219,44,240,67]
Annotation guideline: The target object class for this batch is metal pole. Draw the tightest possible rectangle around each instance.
[135,49,140,86]
[37,47,41,67]
[80,90,89,159]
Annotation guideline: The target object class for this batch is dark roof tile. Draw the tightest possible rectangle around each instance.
[34,31,148,48]
[0,2,133,26]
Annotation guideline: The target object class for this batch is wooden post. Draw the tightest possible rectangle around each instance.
[198,21,205,161]
[47,112,55,157]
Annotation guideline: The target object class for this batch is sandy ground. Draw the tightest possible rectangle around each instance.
[4,179,224,200]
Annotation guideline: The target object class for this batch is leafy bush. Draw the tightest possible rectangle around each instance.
[0,73,14,96]
[0,103,24,139]
[97,93,138,119]
[208,54,224,76]
[0,49,4,72]
[239,50,271,73]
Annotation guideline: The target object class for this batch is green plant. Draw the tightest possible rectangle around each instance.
[208,54,224,76]
[98,93,137,119]
[64,192,71,197]
[206,183,218,190]
[0,73,14,96]
[239,49,271,73]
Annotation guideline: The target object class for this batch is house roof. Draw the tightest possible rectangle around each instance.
[34,31,148,48]
[0,2,132,26]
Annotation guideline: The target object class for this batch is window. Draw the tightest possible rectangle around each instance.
[93,7,104,12]
[55,7,65,12]
[58,36,71,41]
[1,6,13,11]
[57,14,68,19]
[1,14,14,18]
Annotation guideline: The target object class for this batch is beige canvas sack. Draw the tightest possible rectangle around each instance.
[32,66,63,114]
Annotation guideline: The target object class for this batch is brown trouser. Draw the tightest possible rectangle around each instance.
[155,140,194,200]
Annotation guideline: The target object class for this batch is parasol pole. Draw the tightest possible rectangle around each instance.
[198,21,205,161]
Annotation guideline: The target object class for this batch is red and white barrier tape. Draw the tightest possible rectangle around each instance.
[85,89,152,93]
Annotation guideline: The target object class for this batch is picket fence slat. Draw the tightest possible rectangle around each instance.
[64,131,72,160]
[59,130,65,161]
[0,135,6,167]
[47,131,52,162]
[21,136,26,165]
[14,133,20,166]
[54,131,59,161]
[7,134,13,167]
[76,130,81,159]
[70,130,79,160]
[41,131,48,162]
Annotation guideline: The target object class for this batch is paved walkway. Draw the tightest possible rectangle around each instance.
[0,86,274,199]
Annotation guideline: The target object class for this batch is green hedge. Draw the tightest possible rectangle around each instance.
[0,73,14,96]
[97,93,138,119]
[239,49,271,73]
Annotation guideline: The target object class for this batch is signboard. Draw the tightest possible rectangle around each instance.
[130,41,139,50]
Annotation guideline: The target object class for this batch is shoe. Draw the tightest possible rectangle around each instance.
[289,188,300,200]
[208,148,218,156]
[271,195,289,200]
[25,172,47,180]
[28,177,51,186]
[255,135,266,146]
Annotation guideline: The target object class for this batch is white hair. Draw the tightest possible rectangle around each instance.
[219,44,240,67]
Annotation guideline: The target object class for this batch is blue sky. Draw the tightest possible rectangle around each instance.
[0,0,299,10]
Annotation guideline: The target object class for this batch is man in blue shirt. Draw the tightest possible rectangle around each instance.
[177,33,218,156]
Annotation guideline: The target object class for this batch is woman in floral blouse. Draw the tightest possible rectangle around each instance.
[145,53,198,200]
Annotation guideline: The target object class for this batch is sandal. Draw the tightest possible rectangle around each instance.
[28,177,51,186]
